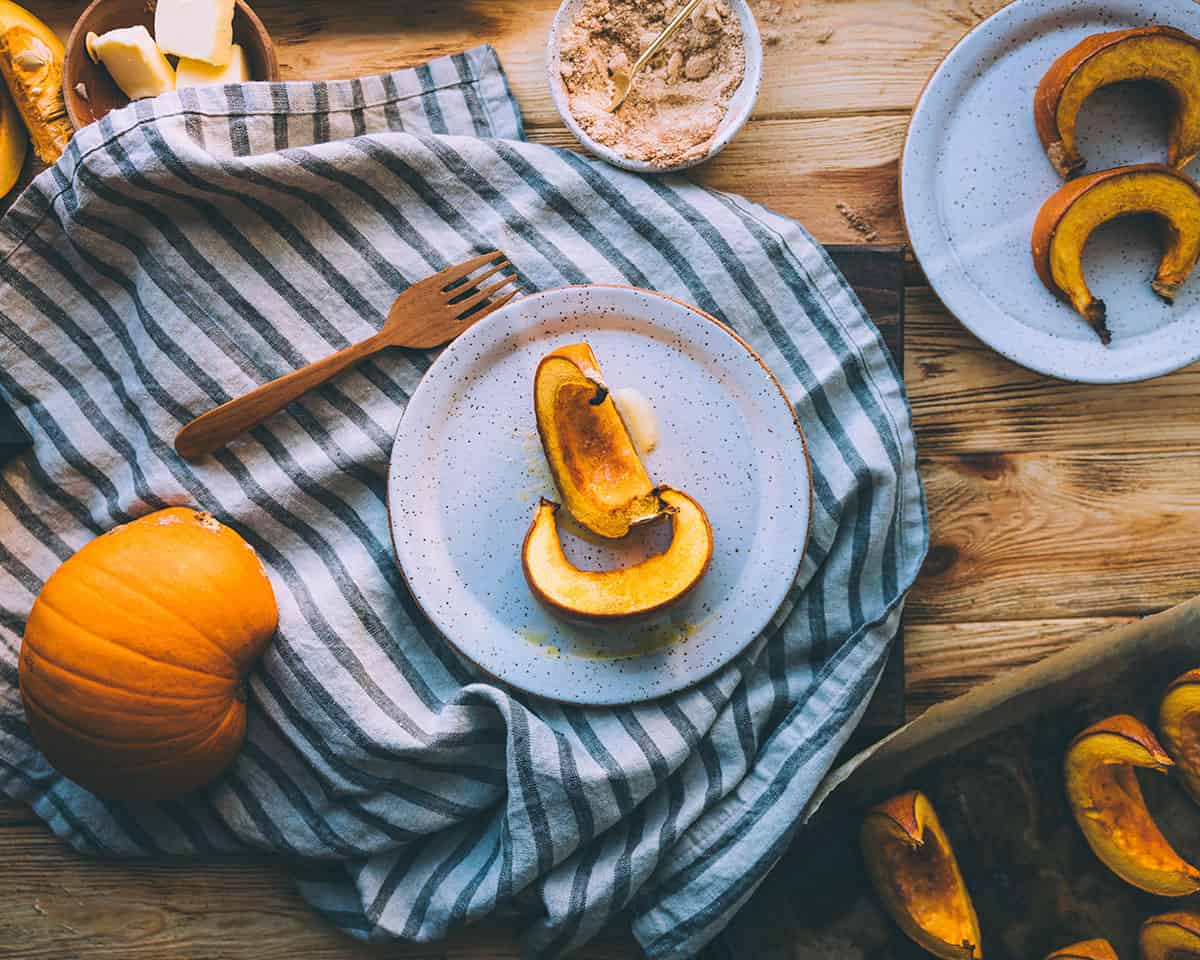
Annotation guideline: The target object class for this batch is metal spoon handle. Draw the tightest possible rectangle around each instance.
[608,0,708,112]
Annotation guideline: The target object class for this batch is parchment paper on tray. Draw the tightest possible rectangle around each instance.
[731,597,1200,959]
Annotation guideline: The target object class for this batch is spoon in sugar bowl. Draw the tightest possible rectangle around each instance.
[606,0,708,112]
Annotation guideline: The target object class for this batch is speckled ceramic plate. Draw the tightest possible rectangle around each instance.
[387,286,810,705]
[902,0,1200,383]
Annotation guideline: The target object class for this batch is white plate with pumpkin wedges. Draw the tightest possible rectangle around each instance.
[387,285,811,705]
[903,0,1200,383]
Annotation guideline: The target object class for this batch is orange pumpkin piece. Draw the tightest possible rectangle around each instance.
[534,342,665,539]
[1045,939,1119,960]
[1158,670,1200,807]
[1064,714,1200,896]
[1141,912,1200,960]
[861,789,982,960]
[522,486,713,622]
[19,507,277,801]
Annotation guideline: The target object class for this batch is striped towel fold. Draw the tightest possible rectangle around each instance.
[0,46,927,959]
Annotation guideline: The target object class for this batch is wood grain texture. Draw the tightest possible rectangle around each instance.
[908,451,1200,623]
[906,287,1200,453]
[0,822,639,959]
[23,0,984,242]
[825,245,906,734]
[904,617,1136,718]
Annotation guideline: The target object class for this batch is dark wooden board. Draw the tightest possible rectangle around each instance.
[825,243,907,736]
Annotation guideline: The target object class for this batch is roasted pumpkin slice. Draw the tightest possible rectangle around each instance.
[522,486,712,622]
[1064,714,1200,896]
[0,3,71,164]
[534,343,664,539]
[0,77,25,197]
[1045,940,1119,960]
[861,790,982,960]
[1141,912,1200,960]
[1160,670,1200,807]
[1035,26,1200,177]
[1031,164,1200,344]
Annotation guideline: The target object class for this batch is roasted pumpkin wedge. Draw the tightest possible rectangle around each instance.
[1036,26,1200,177]
[1141,912,1200,960]
[1031,164,1200,344]
[0,77,25,197]
[1064,714,1200,896]
[0,1,70,164]
[534,343,664,539]
[861,790,982,960]
[522,486,712,622]
[1045,940,1119,960]
[1158,670,1200,807]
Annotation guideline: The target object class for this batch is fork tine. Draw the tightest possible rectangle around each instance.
[437,250,506,288]
[459,288,519,325]
[451,274,520,315]
[445,259,511,298]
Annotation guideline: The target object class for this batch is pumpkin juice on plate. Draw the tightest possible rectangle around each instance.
[19,508,277,801]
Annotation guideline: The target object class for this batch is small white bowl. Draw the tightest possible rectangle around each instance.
[547,0,763,174]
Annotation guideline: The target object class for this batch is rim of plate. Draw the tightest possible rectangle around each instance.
[545,0,764,175]
[900,0,1200,384]
[386,284,812,705]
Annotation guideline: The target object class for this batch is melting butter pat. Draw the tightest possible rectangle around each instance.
[155,0,235,66]
[176,45,249,89]
[611,387,659,454]
[86,27,176,101]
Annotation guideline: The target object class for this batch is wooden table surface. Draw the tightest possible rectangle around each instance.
[3,0,1192,956]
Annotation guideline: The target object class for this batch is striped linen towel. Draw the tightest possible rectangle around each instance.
[0,46,927,959]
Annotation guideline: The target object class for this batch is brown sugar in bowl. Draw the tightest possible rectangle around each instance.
[63,0,279,130]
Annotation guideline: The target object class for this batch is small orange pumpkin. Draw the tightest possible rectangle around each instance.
[19,507,278,801]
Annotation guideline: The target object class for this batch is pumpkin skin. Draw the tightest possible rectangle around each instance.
[19,507,278,801]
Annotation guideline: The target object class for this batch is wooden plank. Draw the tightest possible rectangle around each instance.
[906,287,1200,454]
[903,616,1135,718]
[0,821,640,959]
[825,244,906,734]
[89,0,1003,126]
[28,5,919,244]
[907,451,1200,623]
[528,118,909,244]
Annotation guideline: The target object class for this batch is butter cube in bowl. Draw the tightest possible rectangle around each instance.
[63,0,278,130]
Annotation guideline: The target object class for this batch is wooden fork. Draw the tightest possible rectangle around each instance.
[174,252,518,461]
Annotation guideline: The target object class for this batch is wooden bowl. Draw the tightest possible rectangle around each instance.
[62,0,279,130]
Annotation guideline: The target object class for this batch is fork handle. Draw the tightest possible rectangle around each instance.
[174,331,389,460]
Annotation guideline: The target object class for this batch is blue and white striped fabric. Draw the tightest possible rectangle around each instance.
[0,47,926,958]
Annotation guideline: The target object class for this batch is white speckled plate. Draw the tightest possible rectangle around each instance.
[902,0,1200,383]
[387,286,810,705]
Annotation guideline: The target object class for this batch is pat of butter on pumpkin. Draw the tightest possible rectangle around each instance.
[86,27,175,101]
[176,44,249,89]
[155,0,235,66]
[610,387,659,454]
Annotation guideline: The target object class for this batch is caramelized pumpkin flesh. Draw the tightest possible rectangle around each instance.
[861,790,982,960]
[1064,714,1200,896]
[1044,940,1119,960]
[1031,164,1200,343]
[1160,670,1200,807]
[1141,912,1200,960]
[1036,27,1200,176]
[0,2,71,165]
[522,486,712,622]
[535,343,663,539]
